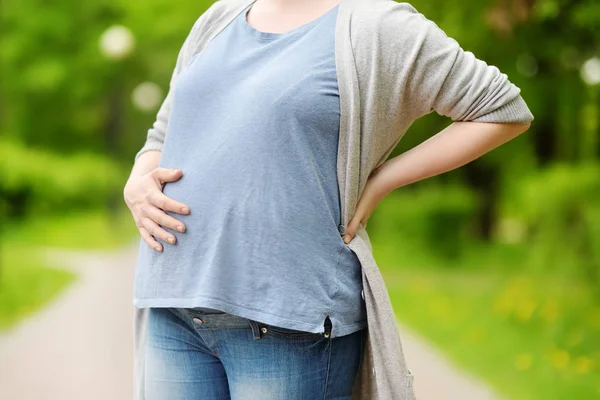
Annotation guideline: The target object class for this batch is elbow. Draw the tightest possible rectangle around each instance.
[518,121,532,133]
[506,120,532,135]
[501,121,531,141]
[479,120,532,142]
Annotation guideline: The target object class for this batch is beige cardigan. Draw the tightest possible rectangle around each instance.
[133,0,535,398]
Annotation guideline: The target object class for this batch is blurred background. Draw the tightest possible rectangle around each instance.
[0,0,599,399]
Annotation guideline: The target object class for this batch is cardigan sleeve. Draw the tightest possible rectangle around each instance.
[133,36,190,162]
[389,3,534,124]
[133,9,213,162]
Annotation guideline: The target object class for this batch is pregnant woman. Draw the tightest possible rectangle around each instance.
[123,0,534,399]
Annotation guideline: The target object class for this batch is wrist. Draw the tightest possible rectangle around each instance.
[129,151,161,181]
[369,162,397,200]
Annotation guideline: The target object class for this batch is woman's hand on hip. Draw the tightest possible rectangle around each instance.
[123,168,190,252]
[343,165,391,244]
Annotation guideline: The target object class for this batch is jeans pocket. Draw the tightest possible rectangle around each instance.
[260,324,326,340]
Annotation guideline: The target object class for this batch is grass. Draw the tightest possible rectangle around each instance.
[0,207,139,331]
[364,190,600,399]
[381,266,600,400]
[4,208,139,249]
[0,244,75,331]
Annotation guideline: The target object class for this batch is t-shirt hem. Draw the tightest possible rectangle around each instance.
[133,296,367,338]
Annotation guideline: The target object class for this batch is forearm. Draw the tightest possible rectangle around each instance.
[372,121,531,196]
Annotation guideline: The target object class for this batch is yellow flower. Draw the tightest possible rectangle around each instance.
[515,353,533,371]
[540,300,559,324]
[429,296,450,317]
[493,294,514,317]
[515,299,537,322]
[551,349,570,370]
[574,356,594,374]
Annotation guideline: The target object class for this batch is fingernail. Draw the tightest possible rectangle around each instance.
[181,207,189,213]
[154,246,161,252]
[167,237,175,244]
[343,235,349,243]
[177,225,185,232]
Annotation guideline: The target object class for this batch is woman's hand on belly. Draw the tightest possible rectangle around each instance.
[124,167,190,252]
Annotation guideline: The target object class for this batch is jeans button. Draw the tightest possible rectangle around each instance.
[361,290,364,300]
[338,224,346,236]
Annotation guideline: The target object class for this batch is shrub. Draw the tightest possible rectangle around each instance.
[371,183,480,264]
[500,163,600,290]
[0,138,125,217]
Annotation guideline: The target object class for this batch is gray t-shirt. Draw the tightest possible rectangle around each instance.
[133,3,366,338]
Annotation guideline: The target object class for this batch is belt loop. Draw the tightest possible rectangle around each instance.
[248,320,262,340]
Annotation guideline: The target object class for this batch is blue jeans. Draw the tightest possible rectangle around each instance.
[145,307,365,400]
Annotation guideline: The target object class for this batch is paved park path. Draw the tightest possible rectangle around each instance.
[0,242,503,400]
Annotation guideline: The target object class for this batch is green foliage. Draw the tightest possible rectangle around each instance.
[370,185,480,265]
[507,163,599,221]
[0,244,76,331]
[4,209,139,250]
[0,207,139,330]
[0,0,215,154]
[501,163,600,289]
[0,139,125,217]
[0,209,138,330]
[373,162,600,289]
[386,268,600,400]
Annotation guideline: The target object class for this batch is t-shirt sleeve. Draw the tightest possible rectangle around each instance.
[392,3,534,124]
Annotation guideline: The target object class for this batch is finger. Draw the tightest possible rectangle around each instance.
[151,168,183,184]
[343,217,361,243]
[139,227,163,252]
[141,217,177,245]
[148,191,190,215]
[143,204,186,233]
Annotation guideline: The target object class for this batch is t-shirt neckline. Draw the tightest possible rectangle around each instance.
[242,2,339,41]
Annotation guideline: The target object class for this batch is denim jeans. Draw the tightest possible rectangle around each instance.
[145,307,365,400]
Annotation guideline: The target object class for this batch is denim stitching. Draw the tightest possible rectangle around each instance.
[211,330,221,357]
[323,336,333,400]
[175,308,221,356]
[165,308,214,355]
